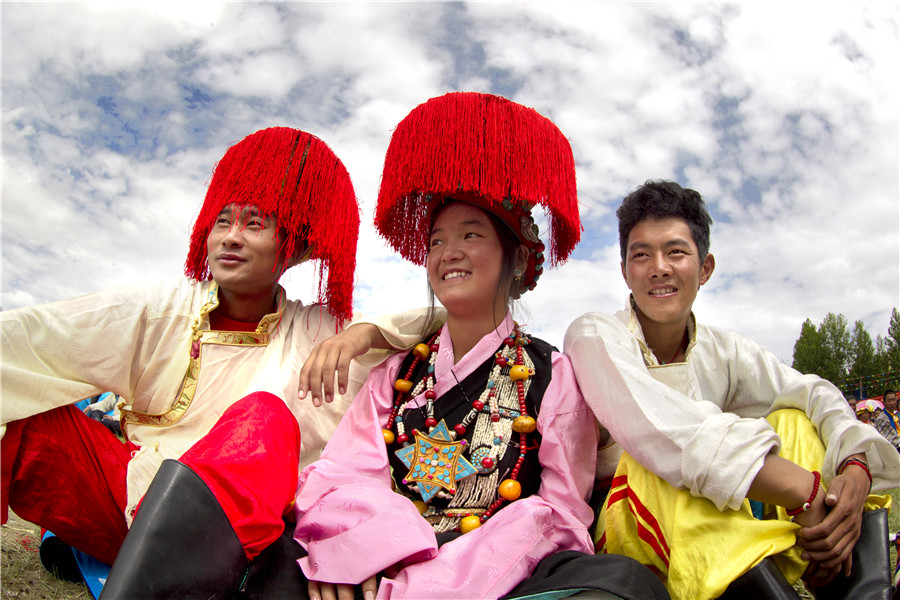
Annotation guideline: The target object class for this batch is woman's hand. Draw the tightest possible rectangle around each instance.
[298,324,386,406]
[796,458,870,586]
[308,576,377,600]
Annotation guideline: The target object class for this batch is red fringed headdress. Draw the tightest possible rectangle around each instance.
[374,92,580,292]
[185,127,359,324]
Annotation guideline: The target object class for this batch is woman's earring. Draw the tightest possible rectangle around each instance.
[513,269,523,281]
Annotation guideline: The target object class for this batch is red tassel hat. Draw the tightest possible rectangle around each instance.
[374,92,580,293]
[185,127,359,324]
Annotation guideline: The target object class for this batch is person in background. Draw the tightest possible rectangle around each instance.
[856,402,876,424]
[83,392,123,437]
[874,390,900,446]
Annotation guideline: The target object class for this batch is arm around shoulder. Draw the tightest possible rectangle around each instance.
[298,307,446,406]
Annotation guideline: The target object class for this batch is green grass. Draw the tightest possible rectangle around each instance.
[890,488,900,533]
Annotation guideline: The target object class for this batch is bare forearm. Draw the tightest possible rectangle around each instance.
[747,453,820,510]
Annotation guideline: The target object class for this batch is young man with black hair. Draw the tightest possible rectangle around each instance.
[1,127,420,599]
[564,180,899,600]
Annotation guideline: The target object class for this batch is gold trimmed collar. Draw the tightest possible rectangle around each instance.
[626,294,697,366]
[195,282,288,335]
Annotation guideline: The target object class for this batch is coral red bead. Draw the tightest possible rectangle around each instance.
[424,390,437,400]
[495,357,508,366]
[425,417,438,428]
[473,400,484,411]
[454,424,466,436]
[397,434,409,444]
[490,413,501,422]
[482,457,494,469]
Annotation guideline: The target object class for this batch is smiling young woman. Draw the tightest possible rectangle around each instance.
[425,201,526,360]
[291,92,669,600]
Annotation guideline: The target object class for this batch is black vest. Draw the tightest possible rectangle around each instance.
[386,334,555,514]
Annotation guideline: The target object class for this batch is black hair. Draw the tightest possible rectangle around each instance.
[884,389,897,398]
[423,200,525,335]
[617,180,713,263]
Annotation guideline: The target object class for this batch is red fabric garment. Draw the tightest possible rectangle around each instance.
[2,405,133,565]
[209,310,261,332]
[180,391,301,560]
[2,392,301,565]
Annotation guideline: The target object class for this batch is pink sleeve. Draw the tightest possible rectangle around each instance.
[293,354,438,584]
[377,351,598,600]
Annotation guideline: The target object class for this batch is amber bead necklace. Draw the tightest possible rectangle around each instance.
[382,324,538,532]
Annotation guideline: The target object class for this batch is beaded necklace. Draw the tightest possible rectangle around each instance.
[382,323,537,533]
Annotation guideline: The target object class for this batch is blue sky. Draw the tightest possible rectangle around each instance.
[2,2,898,362]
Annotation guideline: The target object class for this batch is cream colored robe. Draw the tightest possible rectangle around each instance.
[0,278,432,522]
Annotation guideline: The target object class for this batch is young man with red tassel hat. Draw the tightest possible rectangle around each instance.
[0,127,420,598]
[293,92,669,600]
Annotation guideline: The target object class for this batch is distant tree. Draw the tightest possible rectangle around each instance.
[847,321,877,396]
[817,312,850,383]
[793,319,824,375]
[887,308,900,370]
[792,308,900,394]
[874,334,890,374]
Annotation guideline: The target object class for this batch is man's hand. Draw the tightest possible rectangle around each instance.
[796,456,870,586]
[298,323,387,406]
[792,485,837,586]
[308,576,377,600]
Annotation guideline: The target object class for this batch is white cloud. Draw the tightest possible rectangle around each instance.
[2,1,897,366]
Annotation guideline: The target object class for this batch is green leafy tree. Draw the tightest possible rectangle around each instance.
[886,307,900,371]
[817,312,850,383]
[874,334,890,375]
[792,319,824,375]
[847,321,876,397]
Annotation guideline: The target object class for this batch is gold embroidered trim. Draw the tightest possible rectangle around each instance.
[120,283,285,431]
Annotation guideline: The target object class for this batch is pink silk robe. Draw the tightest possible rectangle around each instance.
[293,316,598,599]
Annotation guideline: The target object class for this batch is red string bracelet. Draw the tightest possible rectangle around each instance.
[786,470,821,517]
[839,457,872,492]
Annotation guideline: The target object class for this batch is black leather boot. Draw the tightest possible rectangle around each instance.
[717,556,801,599]
[812,508,892,600]
[99,459,249,600]
[237,520,309,599]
